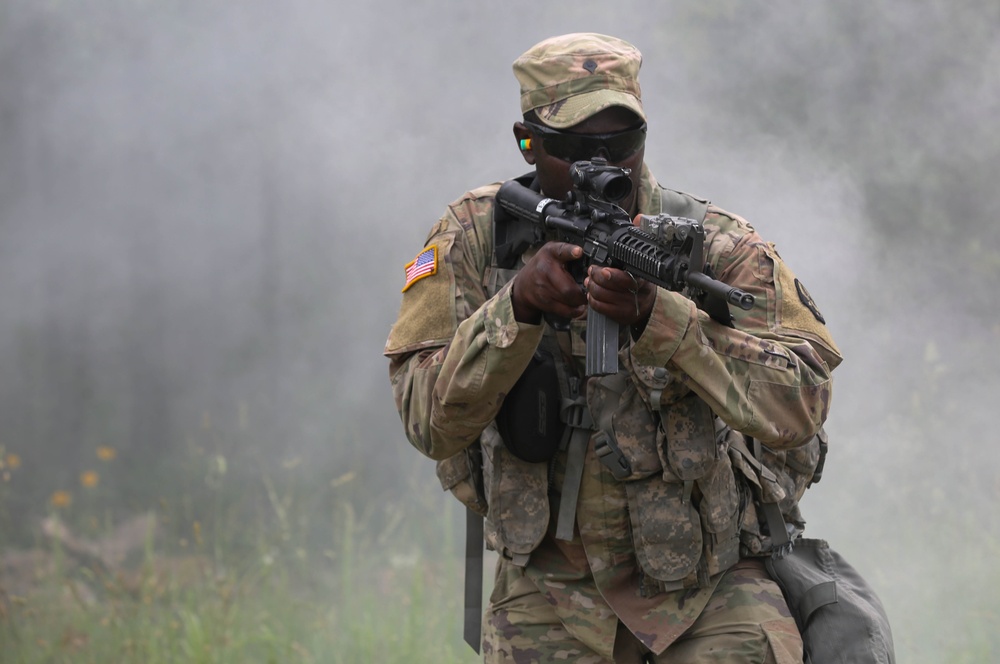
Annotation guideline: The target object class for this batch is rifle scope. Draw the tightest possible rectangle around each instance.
[570,159,632,203]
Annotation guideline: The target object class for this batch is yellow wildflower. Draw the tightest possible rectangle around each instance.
[96,446,117,461]
[50,491,73,508]
[80,471,99,489]
[5,453,21,470]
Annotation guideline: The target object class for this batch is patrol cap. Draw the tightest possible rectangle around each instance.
[513,33,645,129]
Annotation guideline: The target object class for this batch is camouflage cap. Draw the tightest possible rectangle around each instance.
[513,33,645,129]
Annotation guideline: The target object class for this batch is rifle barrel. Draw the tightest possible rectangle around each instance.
[687,272,755,310]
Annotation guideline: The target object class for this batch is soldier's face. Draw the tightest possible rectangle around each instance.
[513,106,646,213]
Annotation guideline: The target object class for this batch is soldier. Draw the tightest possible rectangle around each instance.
[385,33,841,663]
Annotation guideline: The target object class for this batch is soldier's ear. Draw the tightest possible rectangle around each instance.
[513,122,536,165]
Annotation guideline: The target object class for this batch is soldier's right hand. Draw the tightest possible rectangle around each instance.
[510,242,588,324]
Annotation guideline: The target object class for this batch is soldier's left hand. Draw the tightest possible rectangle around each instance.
[585,266,656,328]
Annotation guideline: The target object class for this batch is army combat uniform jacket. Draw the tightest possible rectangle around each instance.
[385,165,842,657]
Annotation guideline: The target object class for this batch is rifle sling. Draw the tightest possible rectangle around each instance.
[463,507,484,653]
[748,436,791,553]
[555,426,591,541]
[557,371,633,539]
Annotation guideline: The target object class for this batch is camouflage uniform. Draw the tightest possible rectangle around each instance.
[385,33,842,663]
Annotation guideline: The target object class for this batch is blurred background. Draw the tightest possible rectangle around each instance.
[1,1,998,661]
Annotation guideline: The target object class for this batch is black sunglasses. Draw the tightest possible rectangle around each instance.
[523,120,647,163]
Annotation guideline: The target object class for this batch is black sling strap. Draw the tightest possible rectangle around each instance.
[747,436,792,552]
[463,507,484,653]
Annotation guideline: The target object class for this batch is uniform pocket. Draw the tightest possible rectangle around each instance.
[607,381,664,479]
[659,392,718,482]
[695,454,739,534]
[435,442,487,517]
[625,352,691,409]
[585,372,663,481]
[626,475,702,583]
[482,424,549,556]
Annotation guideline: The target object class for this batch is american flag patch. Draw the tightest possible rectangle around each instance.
[402,245,438,292]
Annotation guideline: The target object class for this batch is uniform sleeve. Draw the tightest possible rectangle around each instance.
[630,212,842,448]
[385,196,544,461]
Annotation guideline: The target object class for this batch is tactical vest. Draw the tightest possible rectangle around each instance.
[433,184,826,590]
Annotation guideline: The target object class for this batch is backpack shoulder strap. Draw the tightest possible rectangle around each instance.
[659,186,710,223]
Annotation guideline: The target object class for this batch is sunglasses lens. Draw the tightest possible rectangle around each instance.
[529,123,646,162]
[601,130,645,161]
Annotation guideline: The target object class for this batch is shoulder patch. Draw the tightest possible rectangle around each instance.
[402,245,438,292]
[794,278,825,324]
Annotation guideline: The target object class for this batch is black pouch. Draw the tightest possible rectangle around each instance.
[495,347,564,463]
[765,538,896,664]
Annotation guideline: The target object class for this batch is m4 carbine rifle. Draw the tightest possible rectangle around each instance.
[494,158,755,376]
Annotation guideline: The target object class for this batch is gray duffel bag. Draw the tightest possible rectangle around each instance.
[765,538,896,664]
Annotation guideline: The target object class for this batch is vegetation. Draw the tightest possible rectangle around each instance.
[0,439,479,663]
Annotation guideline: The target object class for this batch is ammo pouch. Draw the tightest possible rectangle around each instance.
[587,371,741,591]
[765,538,896,664]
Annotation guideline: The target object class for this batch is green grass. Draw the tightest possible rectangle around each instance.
[0,441,483,663]
[0,529,480,663]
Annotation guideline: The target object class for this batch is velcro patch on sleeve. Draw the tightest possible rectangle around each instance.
[385,234,458,356]
[774,257,840,358]
[402,245,438,292]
